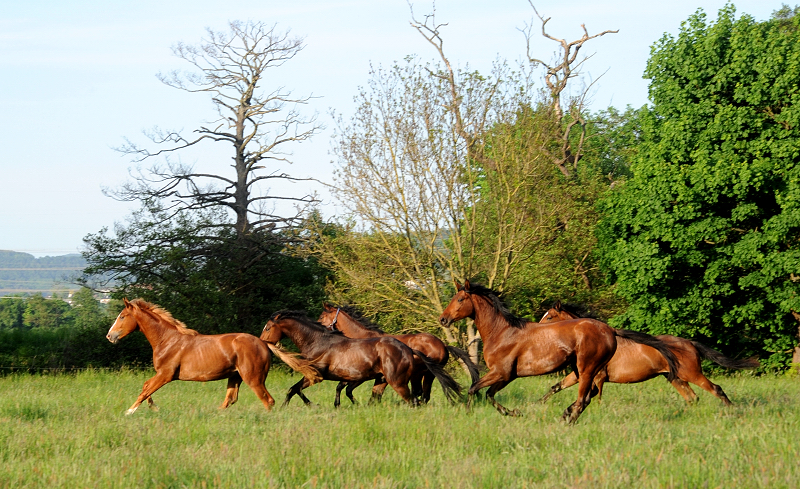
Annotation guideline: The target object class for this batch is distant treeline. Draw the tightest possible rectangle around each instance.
[0,250,85,295]
[0,289,151,371]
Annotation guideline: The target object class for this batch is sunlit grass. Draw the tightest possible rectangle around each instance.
[0,369,797,488]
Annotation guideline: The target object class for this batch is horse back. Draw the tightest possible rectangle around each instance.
[157,332,269,382]
[393,332,447,364]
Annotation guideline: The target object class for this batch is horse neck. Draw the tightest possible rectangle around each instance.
[133,309,174,349]
[280,319,329,354]
[337,315,381,338]
[471,294,513,343]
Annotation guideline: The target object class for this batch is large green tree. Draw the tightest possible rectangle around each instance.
[597,5,800,369]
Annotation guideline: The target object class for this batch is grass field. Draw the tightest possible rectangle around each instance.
[0,368,797,488]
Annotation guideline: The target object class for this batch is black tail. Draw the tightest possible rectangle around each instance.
[615,329,680,381]
[412,349,463,404]
[445,346,481,388]
[691,341,760,370]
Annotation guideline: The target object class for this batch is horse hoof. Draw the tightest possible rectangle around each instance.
[510,409,523,417]
[125,408,136,416]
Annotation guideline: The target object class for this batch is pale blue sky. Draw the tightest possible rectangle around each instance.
[0,1,780,256]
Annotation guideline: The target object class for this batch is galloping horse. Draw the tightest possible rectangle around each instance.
[537,302,759,405]
[318,304,480,405]
[439,281,680,423]
[105,298,319,415]
[261,310,462,407]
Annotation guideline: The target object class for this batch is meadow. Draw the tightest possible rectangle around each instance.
[0,368,797,488]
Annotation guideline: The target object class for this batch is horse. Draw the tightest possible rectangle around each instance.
[260,310,462,407]
[318,303,480,406]
[105,298,320,415]
[537,301,760,405]
[439,280,680,423]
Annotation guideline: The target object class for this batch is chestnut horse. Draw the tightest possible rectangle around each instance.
[318,304,480,406]
[261,311,462,407]
[537,302,759,405]
[439,281,679,423]
[105,298,319,415]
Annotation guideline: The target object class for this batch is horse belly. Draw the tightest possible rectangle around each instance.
[607,345,665,383]
[515,348,570,377]
[177,343,237,381]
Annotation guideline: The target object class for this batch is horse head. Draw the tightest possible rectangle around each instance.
[439,279,476,327]
[106,298,139,344]
[317,303,341,332]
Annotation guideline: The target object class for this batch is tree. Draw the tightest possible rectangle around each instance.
[596,5,800,370]
[522,1,618,178]
[113,20,320,236]
[82,21,327,334]
[309,7,623,362]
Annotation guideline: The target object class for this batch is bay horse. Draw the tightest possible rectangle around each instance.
[439,280,680,423]
[260,310,462,407]
[537,301,759,405]
[105,298,319,415]
[318,303,480,406]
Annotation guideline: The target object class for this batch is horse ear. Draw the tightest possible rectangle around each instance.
[322,302,331,310]
[463,279,471,291]
[453,279,463,291]
[554,300,562,310]
[123,298,131,307]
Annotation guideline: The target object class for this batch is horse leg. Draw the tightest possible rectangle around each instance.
[345,381,361,405]
[669,378,698,404]
[468,369,516,416]
[386,379,416,405]
[538,371,578,403]
[126,373,172,415]
[593,369,609,402]
[420,370,435,404]
[563,367,597,424]
[283,377,314,408]
[220,373,242,409]
[334,381,347,408]
[240,373,275,411]
[145,396,159,412]
[369,378,388,405]
[688,374,733,406]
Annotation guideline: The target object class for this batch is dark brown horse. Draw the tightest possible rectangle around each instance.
[439,281,680,423]
[260,311,462,407]
[318,304,480,405]
[537,302,759,405]
[105,298,319,415]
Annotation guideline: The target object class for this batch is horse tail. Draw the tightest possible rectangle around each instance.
[264,342,323,386]
[690,341,760,370]
[614,329,680,381]
[445,346,481,388]
[412,349,463,404]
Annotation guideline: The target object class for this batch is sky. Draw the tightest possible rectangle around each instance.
[0,0,781,257]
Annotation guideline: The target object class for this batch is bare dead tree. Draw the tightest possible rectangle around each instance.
[112,21,321,237]
[522,2,617,178]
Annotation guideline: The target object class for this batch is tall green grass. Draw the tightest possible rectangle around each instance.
[0,369,797,488]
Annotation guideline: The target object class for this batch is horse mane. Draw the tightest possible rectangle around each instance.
[131,299,199,336]
[553,301,598,320]
[271,310,335,334]
[333,305,386,333]
[465,283,527,328]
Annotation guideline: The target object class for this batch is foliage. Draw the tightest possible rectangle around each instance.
[596,5,800,368]
[81,205,329,337]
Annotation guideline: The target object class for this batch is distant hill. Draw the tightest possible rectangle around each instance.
[0,250,86,296]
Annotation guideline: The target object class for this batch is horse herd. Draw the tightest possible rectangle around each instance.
[105,280,758,424]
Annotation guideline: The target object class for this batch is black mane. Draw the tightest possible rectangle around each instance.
[335,304,386,333]
[465,283,528,328]
[553,302,599,320]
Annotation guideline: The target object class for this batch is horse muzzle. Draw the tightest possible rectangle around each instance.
[106,332,120,344]
[439,315,453,328]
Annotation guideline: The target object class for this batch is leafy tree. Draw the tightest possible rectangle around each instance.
[596,5,800,369]
[0,297,25,329]
[22,294,71,329]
